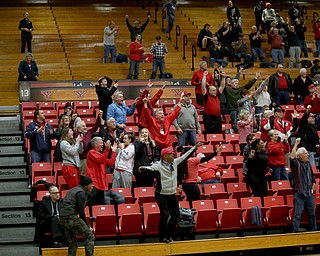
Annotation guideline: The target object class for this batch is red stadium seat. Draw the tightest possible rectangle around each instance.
[33,176,55,188]
[179,201,190,208]
[225,133,239,145]
[208,156,229,169]
[226,182,250,205]
[127,125,139,135]
[143,202,160,235]
[192,200,218,232]
[22,110,35,120]
[118,204,143,236]
[263,196,290,227]
[216,199,242,230]
[159,99,175,107]
[295,105,306,113]
[271,180,293,196]
[281,105,295,121]
[221,123,232,132]
[77,108,94,118]
[204,183,229,208]
[241,197,266,228]
[74,101,89,111]
[21,102,37,111]
[218,144,238,157]
[286,195,309,226]
[57,175,68,191]
[36,190,50,201]
[38,102,55,110]
[220,169,238,185]
[225,155,244,170]
[197,145,214,155]
[32,163,52,184]
[56,102,68,112]
[134,187,155,206]
[43,110,58,119]
[206,134,225,146]
[92,205,118,237]
[47,119,59,129]
[111,187,134,203]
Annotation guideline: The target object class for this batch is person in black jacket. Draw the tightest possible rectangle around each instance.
[125,14,150,42]
[95,76,118,120]
[292,68,313,104]
[134,128,160,187]
[311,59,320,78]
[59,176,94,256]
[18,52,38,81]
[18,12,33,53]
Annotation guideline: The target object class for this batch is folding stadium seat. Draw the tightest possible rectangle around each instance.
[85,206,91,227]
[240,197,266,229]
[198,115,203,124]
[263,196,290,227]
[60,190,69,198]
[271,180,293,197]
[220,169,238,185]
[134,187,155,206]
[82,117,96,127]
[91,101,100,112]
[216,198,242,230]
[179,201,190,208]
[47,119,59,129]
[21,102,37,111]
[143,202,160,235]
[163,106,174,115]
[106,174,113,189]
[38,102,55,110]
[32,162,52,181]
[208,156,229,169]
[221,123,232,132]
[22,110,35,120]
[295,105,306,113]
[225,133,239,145]
[312,167,320,179]
[197,144,214,155]
[127,125,139,135]
[124,99,135,106]
[226,182,251,205]
[315,179,320,194]
[196,134,206,144]
[206,134,225,146]
[33,176,55,188]
[57,175,68,191]
[204,183,229,208]
[43,110,58,119]
[126,115,136,126]
[77,108,94,118]
[286,195,309,226]
[36,190,50,201]
[159,99,175,107]
[192,200,218,232]
[218,144,237,157]
[237,169,245,183]
[56,102,68,112]
[92,205,118,238]
[74,101,89,111]
[111,187,134,203]
[118,204,143,236]
[280,105,295,121]
[225,155,244,170]
[223,114,231,125]
[314,194,320,224]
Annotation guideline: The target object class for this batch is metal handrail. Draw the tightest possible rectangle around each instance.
[182,34,188,60]
[175,25,180,50]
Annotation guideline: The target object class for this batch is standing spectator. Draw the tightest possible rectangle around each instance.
[136,81,164,130]
[292,68,313,105]
[267,107,293,139]
[287,25,301,68]
[34,185,64,248]
[112,133,136,189]
[254,1,265,33]
[57,102,81,129]
[290,138,317,232]
[173,91,201,146]
[125,14,151,42]
[311,59,320,78]
[59,175,94,256]
[86,137,125,205]
[197,24,214,50]
[234,35,252,62]
[268,28,285,67]
[138,145,200,242]
[60,128,84,189]
[237,89,256,113]
[191,61,214,106]
[163,0,176,34]
[99,117,124,146]
[127,34,144,80]
[304,84,320,115]
[18,52,38,81]
[268,64,293,105]
[134,128,160,187]
[141,95,183,150]
[217,22,236,61]
[260,108,273,142]
[106,91,137,133]
[18,12,33,53]
[237,109,255,155]
[95,76,118,120]
[150,36,168,79]
[242,134,257,177]
[247,139,268,198]
[262,2,276,33]
[208,42,228,68]
[266,129,290,180]
[226,0,242,29]
[103,20,118,63]
[313,18,320,57]
[254,77,270,114]
[201,72,226,134]
[297,105,320,166]
[25,109,54,164]
[294,18,308,57]
[249,26,265,62]
[288,1,301,25]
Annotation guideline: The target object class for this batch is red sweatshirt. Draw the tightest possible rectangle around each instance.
[304,94,320,114]
[136,89,163,127]
[313,22,320,40]
[191,70,214,95]
[129,41,144,61]
[266,141,290,166]
[86,148,116,190]
[142,105,181,148]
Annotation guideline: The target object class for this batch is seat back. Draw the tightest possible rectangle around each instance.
[134,187,155,206]
[92,205,118,237]
[118,204,143,235]
[192,200,217,231]
[143,202,160,235]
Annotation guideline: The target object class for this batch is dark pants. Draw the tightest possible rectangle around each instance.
[89,187,125,206]
[276,90,289,106]
[195,93,204,106]
[155,192,180,241]
[293,192,317,232]
[247,175,268,198]
[203,114,222,134]
[34,216,64,245]
[182,183,200,208]
[21,34,32,53]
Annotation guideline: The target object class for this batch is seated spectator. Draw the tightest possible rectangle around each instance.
[293,68,313,105]
[197,153,222,189]
[197,24,213,50]
[112,132,136,188]
[266,129,290,180]
[304,84,320,115]
[265,107,293,139]
[234,35,252,62]
[60,128,84,189]
[134,128,160,187]
[86,137,125,205]
[18,52,38,81]
[107,91,137,133]
[208,42,228,68]
[237,109,255,155]
[34,185,64,248]
[249,26,265,62]
[217,22,236,62]
[311,59,320,78]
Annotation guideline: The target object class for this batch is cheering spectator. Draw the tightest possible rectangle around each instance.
[292,68,313,105]
[197,153,222,189]
[103,21,118,63]
[268,27,285,67]
[125,14,150,42]
[163,0,176,33]
[254,1,265,33]
[254,77,270,115]
[127,34,144,80]
[249,26,265,62]
[287,25,301,68]
[150,36,168,79]
[208,42,228,68]
[237,109,255,155]
[99,117,124,145]
[294,18,308,57]
[304,84,320,115]
[197,24,214,50]
[262,2,276,33]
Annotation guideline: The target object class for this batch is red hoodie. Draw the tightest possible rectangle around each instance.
[191,69,214,95]
[304,94,320,114]
[142,105,181,148]
[266,141,290,166]
[129,41,144,61]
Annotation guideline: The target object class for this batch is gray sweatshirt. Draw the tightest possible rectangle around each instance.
[172,103,201,131]
[60,140,83,167]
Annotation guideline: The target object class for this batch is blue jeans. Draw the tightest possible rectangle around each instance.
[176,130,197,146]
[166,17,175,33]
[251,47,265,62]
[316,39,320,57]
[151,58,165,79]
[236,52,252,61]
[299,40,309,57]
[229,110,238,133]
[210,57,228,68]
[271,48,284,67]
[104,44,117,63]
[127,60,140,79]
[276,90,289,105]
[271,166,288,180]
[293,193,317,232]
[31,151,51,163]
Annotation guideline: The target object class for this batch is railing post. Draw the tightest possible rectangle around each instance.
[175,25,180,50]
[147,0,151,15]
[161,9,166,32]
[154,1,159,24]
[301,5,307,22]
[191,45,196,71]
[141,0,145,9]
[182,34,188,60]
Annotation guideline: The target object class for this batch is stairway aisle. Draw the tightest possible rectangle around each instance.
[0,116,38,256]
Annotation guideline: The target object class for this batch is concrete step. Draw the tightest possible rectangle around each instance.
[0,144,24,153]
[0,134,22,142]
[0,140,24,146]
[0,195,32,208]
[0,168,28,180]
[0,227,35,244]
[0,244,39,256]
[0,155,26,166]
[0,126,21,133]
[0,209,35,225]
[0,180,29,194]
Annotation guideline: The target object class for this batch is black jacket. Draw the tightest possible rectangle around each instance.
[95,84,117,118]
[292,75,313,100]
[298,112,319,152]
[268,72,293,101]
[36,196,63,225]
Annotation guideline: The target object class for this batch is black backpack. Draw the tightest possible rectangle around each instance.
[116,53,128,63]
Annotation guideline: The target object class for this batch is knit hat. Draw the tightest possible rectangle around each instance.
[161,147,174,157]
[80,175,93,187]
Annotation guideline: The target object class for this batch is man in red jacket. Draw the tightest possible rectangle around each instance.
[142,93,183,150]
[266,129,290,180]
[136,81,165,130]
[127,34,144,79]
[304,84,320,115]
[191,61,214,106]
[86,137,124,205]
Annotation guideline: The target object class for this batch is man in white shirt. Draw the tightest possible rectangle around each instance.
[103,21,118,63]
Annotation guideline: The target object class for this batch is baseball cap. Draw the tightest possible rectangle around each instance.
[182,91,191,97]
[156,35,161,40]
[309,84,316,90]
[274,107,284,113]
[161,147,174,157]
